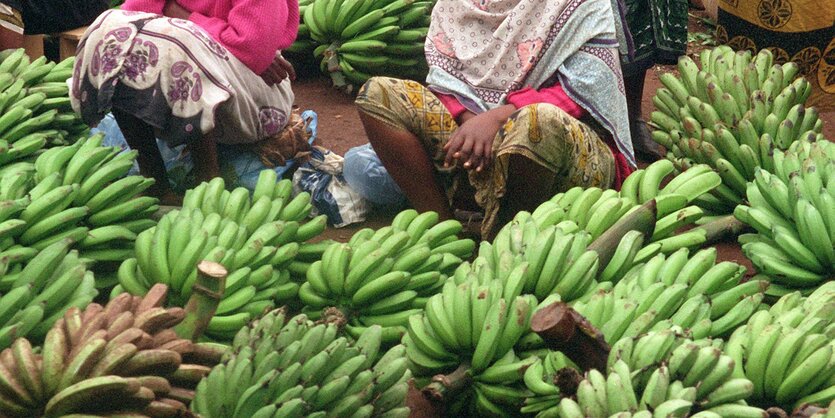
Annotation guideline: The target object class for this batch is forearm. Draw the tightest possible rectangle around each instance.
[458,104,516,125]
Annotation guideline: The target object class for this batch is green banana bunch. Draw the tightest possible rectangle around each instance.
[192,309,411,418]
[0,133,159,285]
[299,0,433,92]
[650,46,825,212]
[473,212,600,302]
[539,162,722,254]
[595,330,765,417]
[547,356,763,418]
[518,351,575,415]
[363,209,474,272]
[575,247,763,340]
[404,273,540,416]
[723,284,835,410]
[116,207,301,340]
[0,50,88,153]
[0,239,97,349]
[735,139,834,290]
[289,209,473,284]
[287,238,338,282]
[0,285,226,417]
[183,171,324,235]
[299,241,436,345]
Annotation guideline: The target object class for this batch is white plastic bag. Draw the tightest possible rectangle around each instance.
[292,146,370,228]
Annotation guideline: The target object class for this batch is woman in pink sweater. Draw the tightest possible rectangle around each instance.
[69,0,300,203]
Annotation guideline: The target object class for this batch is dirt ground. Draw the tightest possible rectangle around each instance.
[287,14,834,416]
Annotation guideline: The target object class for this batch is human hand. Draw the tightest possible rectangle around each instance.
[163,0,190,19]
[261,53,296,86]
[443,111,504,172]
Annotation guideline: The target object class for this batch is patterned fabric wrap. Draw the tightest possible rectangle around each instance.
[70,9,294,147]
[621,0,689,74]
[355,77,615,237]
[424,0,635,167]
[717,0,835,111]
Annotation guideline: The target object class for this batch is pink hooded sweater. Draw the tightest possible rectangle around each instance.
[121,0,299,75]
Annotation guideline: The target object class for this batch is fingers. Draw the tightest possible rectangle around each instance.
[271,64,288,83]
[444,132,464,167]
[279,56,296,81]
[457,136,475,168]
[465,140,483,171]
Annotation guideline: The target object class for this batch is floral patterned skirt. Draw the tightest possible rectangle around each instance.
[70,9,294,146]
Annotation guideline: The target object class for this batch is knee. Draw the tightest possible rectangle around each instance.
[513,103,569,125]
[354,76,397,111]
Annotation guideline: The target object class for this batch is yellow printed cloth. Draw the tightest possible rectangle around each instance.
[717,0,835,111]
[355,76,615,237]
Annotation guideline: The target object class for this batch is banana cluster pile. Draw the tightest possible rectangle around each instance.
[0,285,225,417]
[290,209,473,283]
[192,309,411,418]
[0,240,97,349]
[295,0,433,91]
[735,139,834,290]
[0,50,88,169]
[0,133,158,287]
[468,219,599,303]
[299,210,474,346]
[582,246,769,339]
[404,269,542,415]
[650,46,824,213]
[539,161,724,254]
[117,207,304,340]
[183,172,321,234]
[524,330,765,417]
[724,284,835,411]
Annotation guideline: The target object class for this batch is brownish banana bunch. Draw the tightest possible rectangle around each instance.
[0,284,226,417]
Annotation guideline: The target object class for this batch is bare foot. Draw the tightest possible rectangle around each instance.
[631,119,665,162]
[158,190,184,206]
[144,184,184,206]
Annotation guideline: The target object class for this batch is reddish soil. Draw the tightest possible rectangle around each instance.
[288,13,833,416]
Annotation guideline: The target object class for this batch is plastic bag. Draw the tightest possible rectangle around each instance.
[343,143,405,207]
[90,111,318,193]
[293,146,369,228]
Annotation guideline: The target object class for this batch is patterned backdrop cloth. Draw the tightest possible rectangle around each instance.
[621,0,689,74]
[717,0,835,111]
[70,9,295,147]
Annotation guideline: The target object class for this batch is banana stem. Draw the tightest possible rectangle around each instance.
[174,261,227,341]
[422,362,472,403]
[765,407,788,418]
[530,301,609,372]
[690,214,750,245]
[588,199,657,267]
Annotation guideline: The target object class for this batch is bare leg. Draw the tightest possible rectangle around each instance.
[112,108,183,205]
[492,155,556,239]
[190,130,221,183]
[358,111,454,219]
[624,70,664,162]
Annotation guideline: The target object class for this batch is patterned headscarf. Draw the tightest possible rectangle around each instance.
[425,0,637,167]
